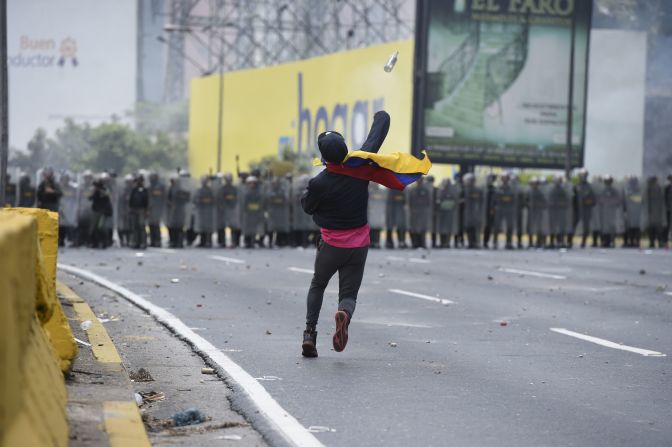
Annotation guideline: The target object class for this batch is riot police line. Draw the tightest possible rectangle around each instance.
[3,167,671,250]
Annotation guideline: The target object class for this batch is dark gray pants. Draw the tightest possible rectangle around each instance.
[305,240,368,329]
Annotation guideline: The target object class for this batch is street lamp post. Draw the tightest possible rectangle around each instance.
[564,12,576,181]
[0,0,9,206]
[215,49,224,173]
[164,24,227,173]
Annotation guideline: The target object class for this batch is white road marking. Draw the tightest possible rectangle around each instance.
[499,268,566,280]
[388,289,453,305]
[386,255,431,264]
[550,328,666,357]
[210,255,246,264]
[288,267,314,274]
[58,264,324,447]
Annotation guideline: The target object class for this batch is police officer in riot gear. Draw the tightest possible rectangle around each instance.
[408,176,431,249]
[58,172,78,247]
[265,176,291,248]
[512,174,525,249]
[436,178,457,248]
[128,174,149,250]
[193,175,215,248]
[3,173,17,207]
[18,173,36,207]
[482,174,497,249]
[76,170,95,247]
[599,175,621,248]
[166,175,191,248]
[644,175,665,248]
[385,187,408,248]
[527,177,547,248]
[88,178,113,249]
[495,172,516,250]
[463,173,483,249]
[242,176,265,248]
[117,174,134,247]
[147,172,166,248]
[216,173,239,247]
[623,176,642,248]
[37,167,62,212]
[454,172,465,248]
[548,175,570,249]
[573,169,596,248]
[368,183,387,249]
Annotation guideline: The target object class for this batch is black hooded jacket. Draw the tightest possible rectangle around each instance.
[301,111,390,230]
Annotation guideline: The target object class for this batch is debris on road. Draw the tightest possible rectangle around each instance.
[255,376,282,381]
[139,390,165,404]
[80,320,92,331]
[500,321,508,327]
[389,342,398,347]
[201,367,215,375]
[129,367,154,382]
[171,278,180,283]
[218,434,243,441]
[487,275,493,280]
[173,408,207,426]
[265,330,272,335]
[639,269,646,275]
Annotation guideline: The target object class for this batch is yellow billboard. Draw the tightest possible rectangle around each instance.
[189,40,416,177]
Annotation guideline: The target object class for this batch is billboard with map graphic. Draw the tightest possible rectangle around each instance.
[412,0,592,168]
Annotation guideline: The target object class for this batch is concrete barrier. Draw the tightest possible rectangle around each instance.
[0,208,75,447]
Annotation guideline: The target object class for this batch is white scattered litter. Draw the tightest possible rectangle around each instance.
[74,337,91,347]
[307,426,337,433]
[80,320,92,331]
[255,375,282,381]
[170,278,180,283]
[134,392,143,406]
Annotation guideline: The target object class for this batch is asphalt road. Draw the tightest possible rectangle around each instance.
[59,245,672,447]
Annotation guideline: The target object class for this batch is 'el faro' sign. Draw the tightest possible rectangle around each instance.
[468,0,575,16]
[8,35,79,68]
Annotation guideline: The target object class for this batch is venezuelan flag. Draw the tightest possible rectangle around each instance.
[314,150,432,190]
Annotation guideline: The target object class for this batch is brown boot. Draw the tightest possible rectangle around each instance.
[332,310,350,352]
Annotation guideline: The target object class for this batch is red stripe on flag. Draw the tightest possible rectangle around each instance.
[326,164,406,190]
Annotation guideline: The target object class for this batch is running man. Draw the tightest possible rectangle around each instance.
[300,110,390,357]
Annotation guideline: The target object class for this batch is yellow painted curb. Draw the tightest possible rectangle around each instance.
[103,401,151,447]
[57,282,122,364]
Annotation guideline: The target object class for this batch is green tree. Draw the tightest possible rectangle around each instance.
[45,119,92,171]
[10,128,48,172]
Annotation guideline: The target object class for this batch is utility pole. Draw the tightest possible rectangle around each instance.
[564,12,576,181]
[0,0,9,206]
[216,47,224,173]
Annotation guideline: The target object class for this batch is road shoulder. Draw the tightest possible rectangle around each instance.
[59,274,266,446]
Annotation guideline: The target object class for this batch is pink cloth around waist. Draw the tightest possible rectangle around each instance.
[320,224,370,248]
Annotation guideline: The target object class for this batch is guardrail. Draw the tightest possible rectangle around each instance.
[0,208,77,447]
